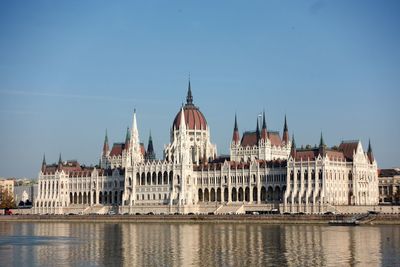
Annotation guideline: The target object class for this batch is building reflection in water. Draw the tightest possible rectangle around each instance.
[0,222,399,266]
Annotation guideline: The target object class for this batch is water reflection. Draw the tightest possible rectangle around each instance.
[0,222,399,267]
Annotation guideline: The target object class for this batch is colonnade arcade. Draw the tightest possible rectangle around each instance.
[68,190,124,206]
[197,185,286,203]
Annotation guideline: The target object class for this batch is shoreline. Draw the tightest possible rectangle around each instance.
[1,214,400,225]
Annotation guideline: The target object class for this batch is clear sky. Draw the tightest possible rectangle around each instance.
[1,1,399,178]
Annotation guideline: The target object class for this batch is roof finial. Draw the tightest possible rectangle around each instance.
[186,77,193,105]
[42,153,46,165]
[58,153,62,166]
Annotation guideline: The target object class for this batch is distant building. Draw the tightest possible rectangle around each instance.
[14,183,38,206]
[0,179,14,193]
[0,179,15,204]
[33,80,379,215]
[378,168,400,204]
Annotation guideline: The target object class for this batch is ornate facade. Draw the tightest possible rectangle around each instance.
[34,81,379,215]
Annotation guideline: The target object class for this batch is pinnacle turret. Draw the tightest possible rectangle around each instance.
[282,115,289,144]
[232,113,240,144]
[125,127,130,149]
[367,139,374,163]
[58,153,63,170]
[291,134,297,158]
[41,153,46,172]
[103,129,109,155]
[319,132,326,156]
[261,110,268,141]
[319,132,325,148]
[146,131,156,161]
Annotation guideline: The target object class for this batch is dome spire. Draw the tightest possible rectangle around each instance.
[186,76,193,105]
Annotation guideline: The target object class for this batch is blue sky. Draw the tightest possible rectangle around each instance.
[0,1,399,178]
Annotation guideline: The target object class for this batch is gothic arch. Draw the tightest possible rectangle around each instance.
[238,187,244,202]
[198,189,203,202]
[245,187,250,202]
[204,188,209,202]
[232,187,237,202]
[210,188,216,202]
[253,186,258,202]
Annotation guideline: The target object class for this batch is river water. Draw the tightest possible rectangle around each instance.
[0,222,399,267]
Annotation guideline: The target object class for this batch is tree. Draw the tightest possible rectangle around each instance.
[0,189,16,209]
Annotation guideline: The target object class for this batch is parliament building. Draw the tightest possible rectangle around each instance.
[34,81,379,215]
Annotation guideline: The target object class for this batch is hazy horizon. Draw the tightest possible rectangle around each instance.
[1,1,399,178]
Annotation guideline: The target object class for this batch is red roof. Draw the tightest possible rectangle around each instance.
[294,150,318,161]
[240,131,283,147]
[173,105,207,130]
[338,141,358,161]
[268,131,282,146]
[110,143,125,156]
[326,150,346,161]
[241,132,258,147]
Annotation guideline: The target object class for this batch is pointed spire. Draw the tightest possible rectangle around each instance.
[232,113,240,144]
[256,117,260,142]
[234,113,238,131]
[132,109,138,134]
[131,109,140,146]
[41,153,46,172]
[319,132,326,156]
[319,132,325,148]
[290,134,297,158]
[103,129,109,155]
[261,110,268,140]
[368,139,372,153]
[125,127,130,149]
[58,153,63,170]
[180,107,186,132]
[367,139,374,163]
[284,114,288,132]
[282,115,289,144]
[186,77,193,105]
[146,130,155,161]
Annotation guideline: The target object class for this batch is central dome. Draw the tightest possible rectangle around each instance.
[172,81,208,130]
